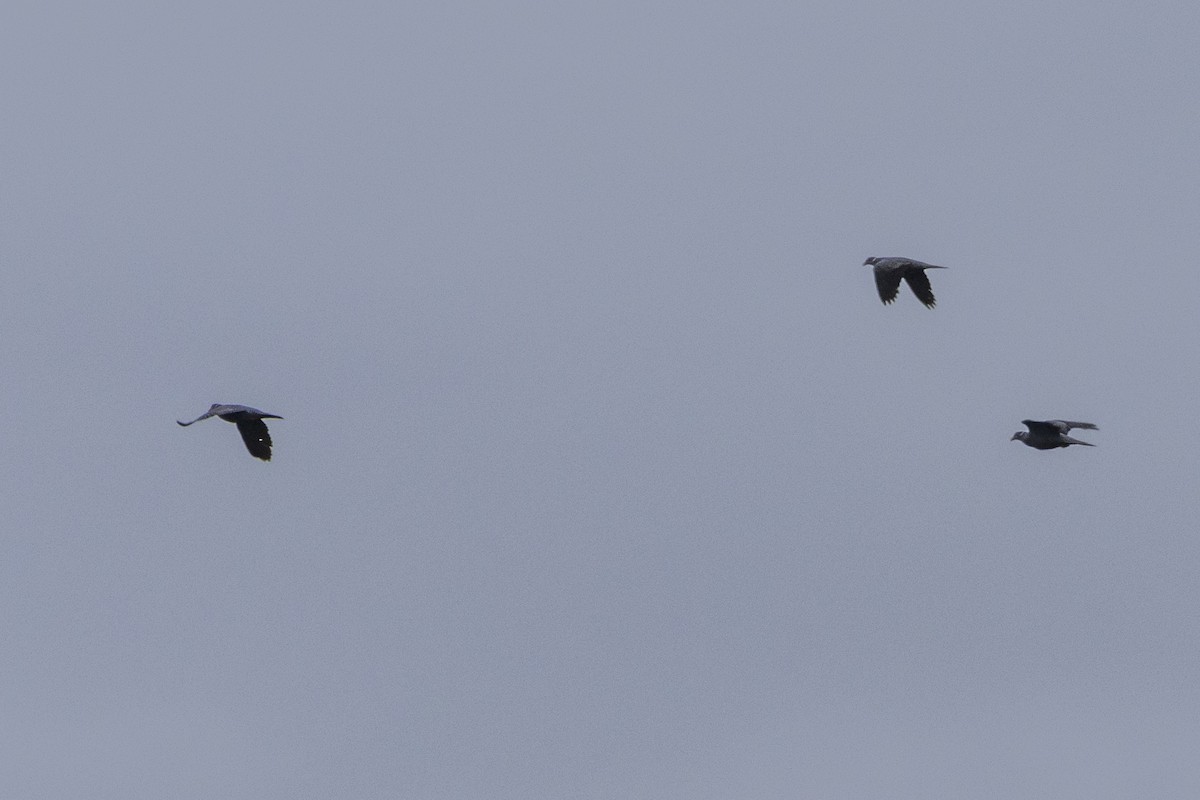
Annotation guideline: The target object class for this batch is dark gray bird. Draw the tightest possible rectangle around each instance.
[177,404,283,461]
[1011,419,1098,449]
[864,256,947,308]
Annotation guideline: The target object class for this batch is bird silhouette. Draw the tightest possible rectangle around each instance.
[1010,419,1097,450]
[177,404,283,461]
[864,256,947,308]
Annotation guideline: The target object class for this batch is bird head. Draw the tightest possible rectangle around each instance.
[862,257,878,266]
[1010,431,1027,442]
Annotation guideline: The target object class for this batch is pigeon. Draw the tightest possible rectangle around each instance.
[177,403,283,461]
[864,256,947,308]
[1010,419,1097,450]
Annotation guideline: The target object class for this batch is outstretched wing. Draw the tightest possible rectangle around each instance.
[236,419,274,461]
[899,258,944,270]
[1051,420,1097,432]
[903,269,937,308]
[873,265,903,304]
[177,409,217,426]
[1021,419,1061,435]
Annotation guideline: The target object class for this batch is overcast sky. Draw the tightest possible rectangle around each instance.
[4,1,1200,798]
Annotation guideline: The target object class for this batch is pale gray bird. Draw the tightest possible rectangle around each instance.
[177,404,283,461]
[1010,419,1098,450]
[864,256,947,308]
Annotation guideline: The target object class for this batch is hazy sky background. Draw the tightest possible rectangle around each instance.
[4,1,1200,797]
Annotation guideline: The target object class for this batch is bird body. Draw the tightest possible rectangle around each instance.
[177,403,283,461]
[864,256,946,308]
[1011,419,1097,449]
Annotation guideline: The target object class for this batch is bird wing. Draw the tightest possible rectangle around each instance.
[236,419,274,461]
[1051,420,1097,431]
[873,265,903,304]
[1021,420,1062,435]
[900,258,945,270]
[177,409,217,426]
[902,269,937,308]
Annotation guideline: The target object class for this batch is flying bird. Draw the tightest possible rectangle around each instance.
[864,256,947,308]
[1010,419,1098,450]
[177,404,283,461]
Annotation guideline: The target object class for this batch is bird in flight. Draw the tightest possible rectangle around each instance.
[177,404,283,461]
[1010,419,1098,449]
[864,256,947,308]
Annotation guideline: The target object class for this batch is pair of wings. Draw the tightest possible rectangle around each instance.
[177,408,276,461]
[873,264,938,308]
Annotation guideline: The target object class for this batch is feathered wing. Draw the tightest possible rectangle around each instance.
[902,269,937,308]
[873,266,903,304]
[177,409,217,426]
[236,419,274,461]
[1052,420,1098,432]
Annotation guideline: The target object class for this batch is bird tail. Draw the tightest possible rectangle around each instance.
[1064,436,1095,447]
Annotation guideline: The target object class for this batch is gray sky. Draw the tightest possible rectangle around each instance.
[4,1,1200,797]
